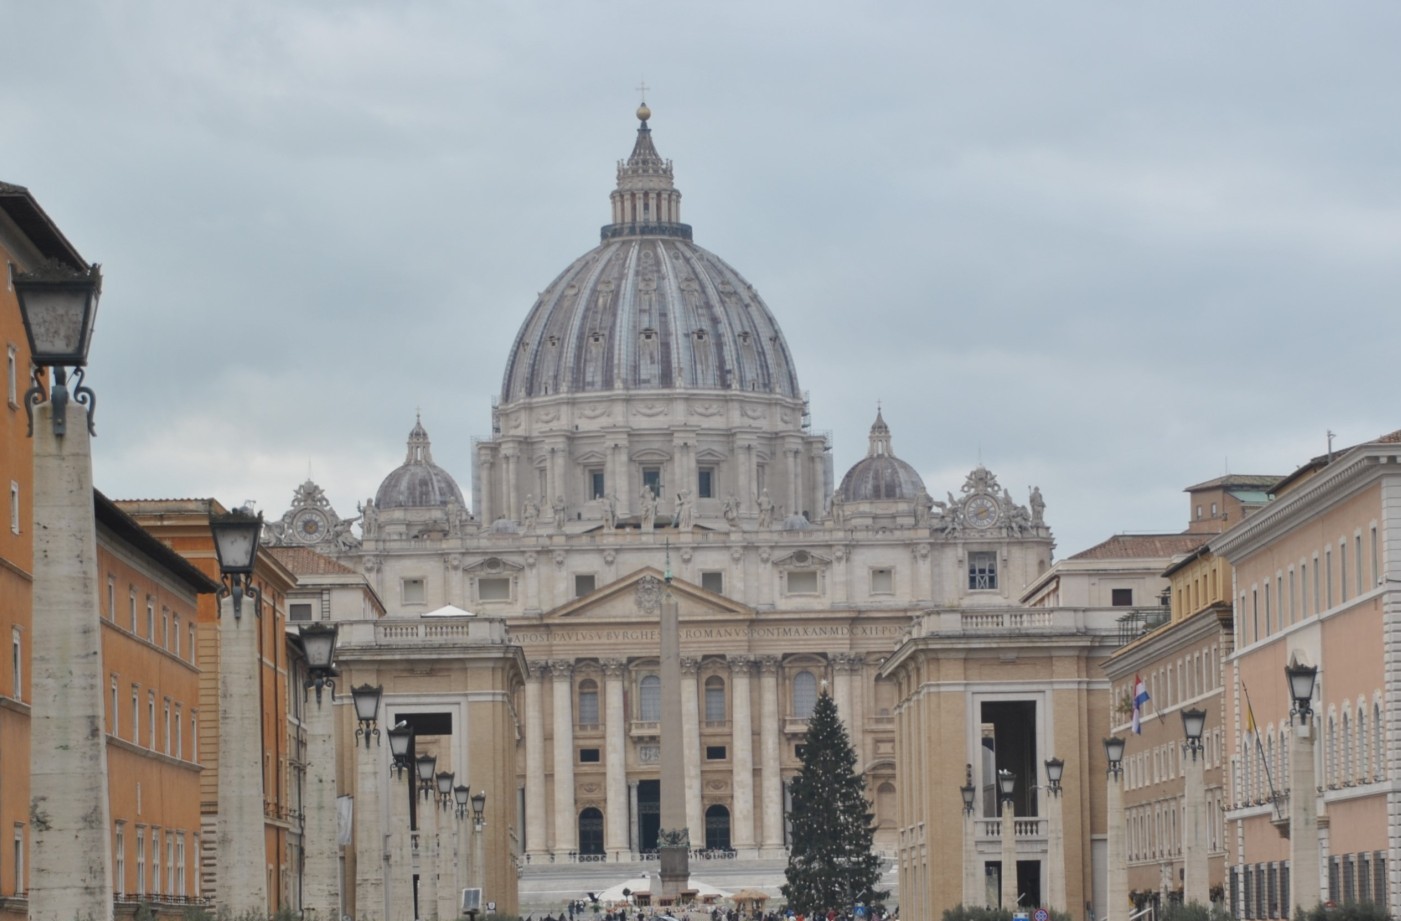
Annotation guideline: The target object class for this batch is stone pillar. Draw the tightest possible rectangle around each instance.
[681,657,705,841]
[27,399,114,921]
[962,803,982,908]
[387,770,415,921]
[504,450,519,524]
[303,690,340,921]
[1107,767,1127,921]
[420,792,440,921]
[629,781,640,853]
[356,733,387,921]
[1000,794,1017,909]
[658,582,691,899]
[441,810,465,921]
[603,659,630,859]
[1047,787,1066,911]
[478,457,493,525]
[216,591,270,917]
[551,660,578,854]
[1183,747,1207,906]
[525,662,548,857]
[759,656,785,854]
[729,657,757,853]
[1290,716,1320,916]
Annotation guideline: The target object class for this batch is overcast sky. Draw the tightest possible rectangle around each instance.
[4,2,1398,558]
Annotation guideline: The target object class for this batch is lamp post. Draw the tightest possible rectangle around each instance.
[471,789,488,913]
[210,506,269,917]
[300,623,341,921]
[1286,663,1320,918]
[1105,736,1128,921]
[351,684,386,921]
[961,765,981,907]
[432,771,456,921]
[452,785,471,919]
[387,721,417,921]
[16,259,113,921]
[1045,758,1066,911]
[1180,708,1208,906]
[998,769,1018,909]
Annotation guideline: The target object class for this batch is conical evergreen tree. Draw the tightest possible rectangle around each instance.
[782,689,887,914]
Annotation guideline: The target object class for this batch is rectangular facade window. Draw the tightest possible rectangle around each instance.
[1111,588,1133,606]
[161,608,169,648]
[163,699,171,755]
[289,602,313,622]
[1263,583,1271,635]
[147,691,156,749]
[130,589,138,632]
[1357,534,1365,595]
[131,686,140,743]
[1252,589,1259,642]
[115,823,126,895]
[146,598,154,640]
[107,576,116,621]
[574,574,596,597]
[1340,541,1349,602]
[477,577,511,602]
[402,578,425,604]
[12,825,21,896]
[188,623,196,661]
[1288,569,1296,625]
[786,570,819,595]
[175,833,186,897]
[135,828,145,897]
[166,833,174,899]
[700,571,724,595]
[870,568,894,595]
[642,466,662,497]
[968,552,997,591]
[8,481,17,534]
[11,628,19,700]
[192,713,199,763]
[173,616,180,657]
[588,468,605,500]
[1301,562,1309,616]
[578,748,601,764]
[1372,527,1380,589]
[175,705,182,759]
[697,466,715,499]
[1325,547,1333,608]
[111,676,119,736]
[705,745,727,761]
[6,344,15,406]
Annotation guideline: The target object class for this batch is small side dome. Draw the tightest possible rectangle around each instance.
[374,415,466,510]
[837,410,926,502]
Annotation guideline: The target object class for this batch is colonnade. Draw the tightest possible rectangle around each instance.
[521,653,865,860]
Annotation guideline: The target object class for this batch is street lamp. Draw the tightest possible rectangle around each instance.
[1045,758,1065,796]
[455,784,472,819]
[16,255,112,921]
[1181,708,1207,756]
[1105,736,1128,921]
[997,770,1017,908]
[210,506,263,620]
[352,683,383,747]
[417,752,439,800]
[960,774,977,814]
[1286,661,1321,916]
[12,259,101,437]
[299,622,339,704]
[471,789,487,830]
[388,721,414,776]
[997,769,1016,803]
[437,771,456,811]
[1045,758,1067,911]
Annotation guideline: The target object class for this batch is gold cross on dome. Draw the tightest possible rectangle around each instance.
[636,79,649,104]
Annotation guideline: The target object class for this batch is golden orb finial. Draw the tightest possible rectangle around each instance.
[636,102,651,123]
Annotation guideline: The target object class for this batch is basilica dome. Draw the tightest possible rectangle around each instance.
[500,108,801,402]
[375,416,466,510]
[838,411,926,502]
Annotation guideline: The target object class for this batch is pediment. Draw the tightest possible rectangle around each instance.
[464,555,524,575]
[544,566,754,622]
[771,549,832,570]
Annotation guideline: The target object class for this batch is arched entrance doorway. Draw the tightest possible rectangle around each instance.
[578,807,604,857]
[705,804,731,851]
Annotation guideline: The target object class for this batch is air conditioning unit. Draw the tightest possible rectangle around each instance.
[461,888,483,914]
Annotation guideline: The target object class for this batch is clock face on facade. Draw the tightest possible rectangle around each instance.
[293,509,329,541]
[964,494,1000,529]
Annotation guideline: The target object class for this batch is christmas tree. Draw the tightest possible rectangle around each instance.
[782,689,888,913]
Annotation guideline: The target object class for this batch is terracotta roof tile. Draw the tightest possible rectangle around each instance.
[1067,533,1210,561]
[269,546,358,576]
[1183,474,1282,492]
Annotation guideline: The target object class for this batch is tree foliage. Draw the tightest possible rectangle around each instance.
[782,690,887,913]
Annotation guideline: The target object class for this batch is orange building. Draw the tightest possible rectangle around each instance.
[97,493,219,907]
[118,499,299,913]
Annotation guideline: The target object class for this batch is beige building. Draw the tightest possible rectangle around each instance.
[265,106,1057,906]
[1213,433,1401,917]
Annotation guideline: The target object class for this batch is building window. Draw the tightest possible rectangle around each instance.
[289,602,312,622]
[1357,534,1365,596]
[577,679,599,727]
[8,481,17,534]
[10,628,19,700]
[785,570,819,595]
[161,608,169,648]
[192,712,199,763]
[402,578,425,604]
[701,571,724,594]
[588,468,605,500]
[706,745,727,761]
[639,675,661,721]
[107,577,116,621]
[130,589,138,632]
[151,829,160,895]
[12,824,22,896]
[146,598,154,640]
[574,574,596,597]
[147,692,156,749]
[642,466,662,497]
[792,670,818,719]
[167,833,176,898]
[175,833,186,898]
[115,823,126,895]
[1111,588,1134,607]
[578,748,600,763]
[163,699,171,755]
[175,705,182,759]
[173,616,180,657]
[131,686,140,743]
[188,623,196,661]
[704,675,726,722]
[697,466,715,499]
[135,828,145,897]
[968,552,997,591]
[111,676,119,736]
[477,577,511,602]
[1340,541,1349,603]
[5,345,15,407]
[870,568,894,595]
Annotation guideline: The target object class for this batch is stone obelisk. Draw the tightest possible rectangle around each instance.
[657,559,691,901]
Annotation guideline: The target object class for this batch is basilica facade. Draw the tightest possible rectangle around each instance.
[269,106,1060,901]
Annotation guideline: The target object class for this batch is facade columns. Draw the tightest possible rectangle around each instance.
[355,735,386,921]
[1107,765,1127,921]
[729,657,757,852]
[303,692,340,921]
[681,657,705,841]
[524,663,549,857]
[962,797,981,908]
[603,659,630,859]
[215,590,270,917]
[387,772,414,921]
[551,660,578,854]
[1183,748,1208,906]
[1290,716,1320,916]
[759,656,785,854]
[478,458,493,524]
[1047,785,1066,911]
[1000,793,1017,909]
[420,792,440,921]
